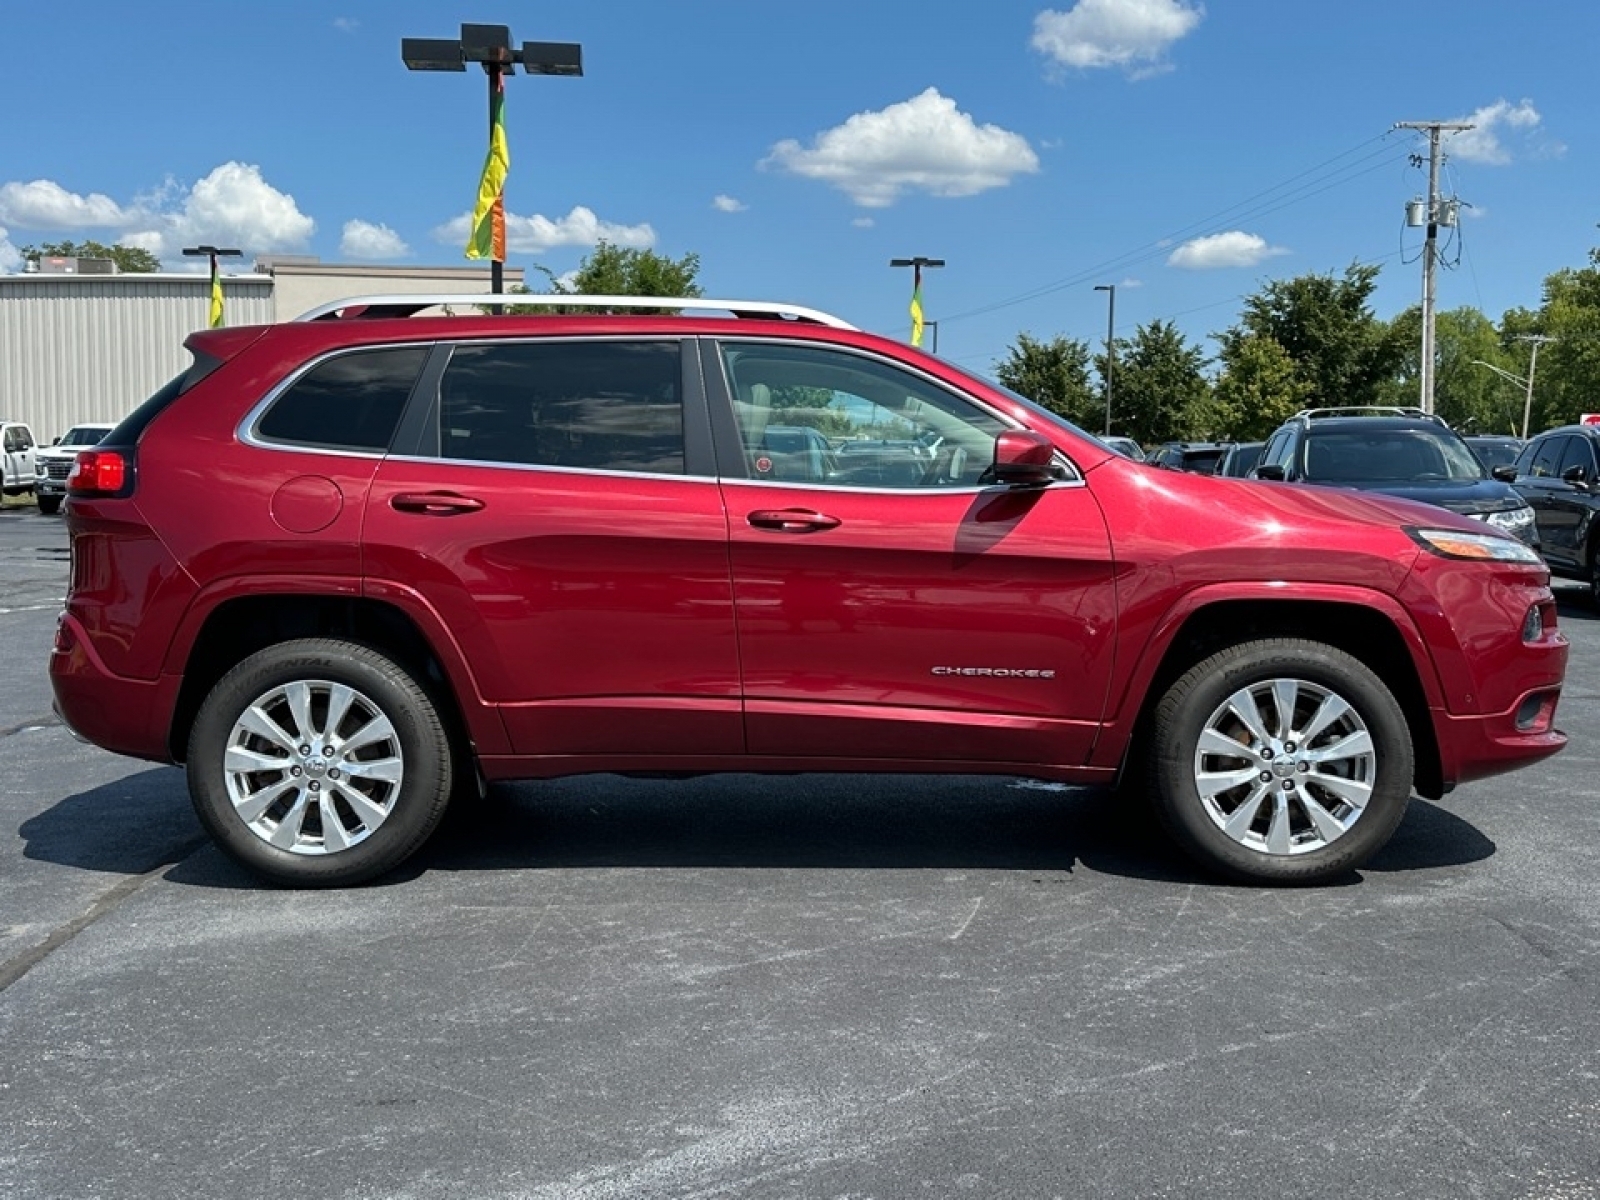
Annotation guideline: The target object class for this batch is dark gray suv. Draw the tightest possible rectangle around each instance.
[1254,407,1538,548]
[1510,424,1600,604]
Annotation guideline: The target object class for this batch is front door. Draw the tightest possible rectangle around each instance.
[710,339,1117,769]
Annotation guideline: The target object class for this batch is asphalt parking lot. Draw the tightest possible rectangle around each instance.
[2,501,1598,1200]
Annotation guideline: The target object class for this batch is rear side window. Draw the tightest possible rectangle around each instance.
[437,340,684,475]
[256,346,427,452]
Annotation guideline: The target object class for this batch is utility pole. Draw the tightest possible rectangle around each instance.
[1396,120,1472,415]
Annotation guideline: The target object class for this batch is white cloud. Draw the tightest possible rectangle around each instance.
[0,225,20,273]
[852,217,875,229]
[761,87,1039,208]
[341,219,408,260]
[432,204,655,254]
[1032,0,1204,76]
[0,179,131,229]
[0,163,315,263]
[1445,99,1561,165]
[1167,231,1287,269]
[712,194,747,213]
[333,18,359,33]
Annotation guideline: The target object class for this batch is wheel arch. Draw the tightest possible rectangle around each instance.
[1109,594,1445,800]
[166,594,498,765]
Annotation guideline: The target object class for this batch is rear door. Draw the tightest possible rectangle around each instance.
[707,338,1118,769]
[1517,435,1575,570]
[365,336,742,758]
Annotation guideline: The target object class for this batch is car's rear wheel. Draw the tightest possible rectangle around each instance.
[1149,638,1413,885]
[1588,540,1600,608]
[186,639,455,887]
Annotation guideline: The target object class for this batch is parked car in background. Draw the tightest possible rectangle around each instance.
[2,419,38,496]
[1509,424,1600,604]
[33,422,116,515]
[1465,435,1524,472]
[1102,436,1144,461]
[1253,407,1538,547]
[1147,441,1230,473]
[1213,441,1265,478]
[50,294,1567,890]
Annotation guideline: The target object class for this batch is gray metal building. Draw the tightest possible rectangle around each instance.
[0,260,522,444]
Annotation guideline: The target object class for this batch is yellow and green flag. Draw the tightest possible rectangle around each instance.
[909,264,925,347]
[208,254,224,328]
[466,72,510,261]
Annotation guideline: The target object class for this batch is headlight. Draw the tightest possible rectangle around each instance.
[1481,505,1536,537]
[1407,526,1544,564]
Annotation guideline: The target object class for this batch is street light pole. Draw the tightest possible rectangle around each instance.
[1470,336,1554,439]
[182,245,242,328]
[890,257,944,348]
[1094,284,1116,436]
[402,23,583,295]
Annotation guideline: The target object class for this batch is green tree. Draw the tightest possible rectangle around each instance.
[512,241,703,314]
[1219,263,1407,409]
[1107,319,1212,443]
[993,332,1098,427]
[1212,332,1313,439]
[22,239,160,274]
[1519,246,1600,433]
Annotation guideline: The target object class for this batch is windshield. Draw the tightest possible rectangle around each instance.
[940,361,1115,449]
[1304,427,1485,482]
[61,426,112,446]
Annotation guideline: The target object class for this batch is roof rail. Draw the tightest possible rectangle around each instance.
[293,293,857,329]
[1295,405,1445,424]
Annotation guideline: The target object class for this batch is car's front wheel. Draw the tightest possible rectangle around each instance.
[1149,638,1413,885]
[186,638,455,887]
[36,494,60,515]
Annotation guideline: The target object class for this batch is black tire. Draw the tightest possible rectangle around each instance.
[186,638,455,887]
[1148,638,1413,885]
[36,495,60,515]
[1588,540,1600,609]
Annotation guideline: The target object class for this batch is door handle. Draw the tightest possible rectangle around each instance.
[391,491,485,515]
[747,508,841,533]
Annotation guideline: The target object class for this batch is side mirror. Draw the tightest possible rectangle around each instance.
[1492,464,1519,483]
[51,437,62,446]
[991,430,1058,487]
[1253,463,1287,481]
[1560,463,1589,487]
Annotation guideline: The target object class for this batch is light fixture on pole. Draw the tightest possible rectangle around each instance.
[1094,284,1116,436]
[402,23,583,295]
[182,245,242,329]
[1470,336,1554,440]
[890,257,944,349]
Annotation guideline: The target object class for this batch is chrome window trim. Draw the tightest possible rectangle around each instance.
[379,451,719,483]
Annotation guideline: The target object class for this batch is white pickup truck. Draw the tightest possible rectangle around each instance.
[33,422,116,514]
[2,420,38,499]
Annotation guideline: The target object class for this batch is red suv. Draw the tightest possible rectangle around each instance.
[51,295,1568,887]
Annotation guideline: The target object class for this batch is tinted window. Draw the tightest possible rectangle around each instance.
[60,426,112,446]
[1557,435,1598,482]
[258,346,426,452]
[439,340,683,475]
[1261,429,1295,473]
[1527,435,1567,478]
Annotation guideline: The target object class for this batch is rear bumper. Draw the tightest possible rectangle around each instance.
[49,611,179,764]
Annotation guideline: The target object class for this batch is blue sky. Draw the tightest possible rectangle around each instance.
[0,1,1592,375]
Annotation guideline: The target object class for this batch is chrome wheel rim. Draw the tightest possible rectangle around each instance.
[222,679,404,855]
[1193,677,1375,856]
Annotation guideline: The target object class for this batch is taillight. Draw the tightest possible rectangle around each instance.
[67,449,128,496]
